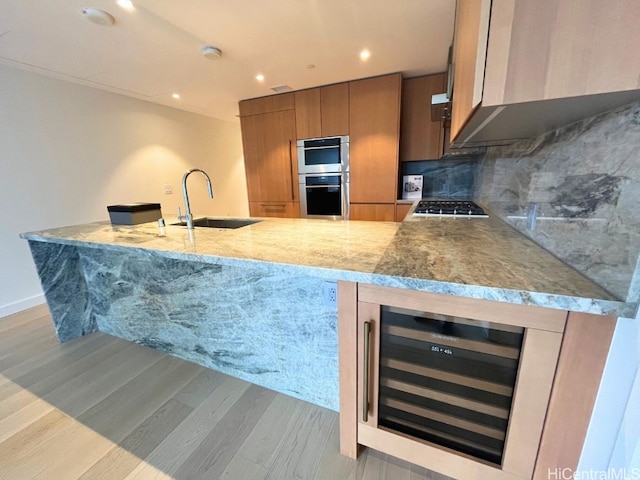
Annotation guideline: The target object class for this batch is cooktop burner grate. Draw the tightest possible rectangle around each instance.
[413,200,488,217]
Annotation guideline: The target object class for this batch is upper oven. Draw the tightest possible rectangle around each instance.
[297,136,349,174]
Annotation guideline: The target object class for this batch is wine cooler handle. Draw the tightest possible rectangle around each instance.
[363,321,371,423]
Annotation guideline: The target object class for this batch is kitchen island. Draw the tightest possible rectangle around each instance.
[20,215,635,412]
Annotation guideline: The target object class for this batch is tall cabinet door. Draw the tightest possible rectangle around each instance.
[349,74,401,206]
[450,0,491,142]
[241,109,298,210]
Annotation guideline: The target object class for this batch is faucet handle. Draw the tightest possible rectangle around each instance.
[177,206,185,222]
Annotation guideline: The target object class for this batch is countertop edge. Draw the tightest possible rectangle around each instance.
[22,232,637,318]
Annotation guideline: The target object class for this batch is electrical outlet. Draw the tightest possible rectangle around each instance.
[323,281,338,307]
[164,184,173,194]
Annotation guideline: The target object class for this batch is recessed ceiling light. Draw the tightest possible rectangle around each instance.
[360,49,371,61]
[171,93,180,100]
[116,0,134,11]
[81,8,116,27]
[256,74,265,82]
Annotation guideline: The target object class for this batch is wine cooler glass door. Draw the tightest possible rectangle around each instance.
[376,306,524,466]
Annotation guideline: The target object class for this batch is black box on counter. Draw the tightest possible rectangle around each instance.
[107,203,162,225]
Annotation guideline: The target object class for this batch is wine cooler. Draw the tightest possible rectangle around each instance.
[376,306,523,465]
[352,284,566,480]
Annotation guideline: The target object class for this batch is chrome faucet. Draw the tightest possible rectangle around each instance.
[178,168,214,229]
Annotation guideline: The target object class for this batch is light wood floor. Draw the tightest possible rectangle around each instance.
[0,305,451,480]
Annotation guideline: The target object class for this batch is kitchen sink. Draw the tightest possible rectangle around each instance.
[172,218,262,229]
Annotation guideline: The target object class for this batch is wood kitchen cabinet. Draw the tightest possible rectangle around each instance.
[350,204,395,222]
[349,73,401,214]
[240,108,299,217]
[239,92,295,116]
[400,74,447,161]
[248,201,300,218]
[338,282,617,480]
[450,0,640,146]
[295,83,349,139]
[394,202,414,222]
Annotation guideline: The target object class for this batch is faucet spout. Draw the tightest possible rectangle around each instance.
[181,168,214,229]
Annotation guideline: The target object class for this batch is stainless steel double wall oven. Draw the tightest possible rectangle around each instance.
[297,136,349,220]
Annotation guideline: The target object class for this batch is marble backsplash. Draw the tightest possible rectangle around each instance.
[475,101,640,303]
[400,158,479,199]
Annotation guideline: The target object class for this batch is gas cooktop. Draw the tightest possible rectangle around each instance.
[412,200,488,218]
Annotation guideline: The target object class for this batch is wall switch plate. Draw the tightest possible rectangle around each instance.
[323,281,338,307]
[164,184,173,194]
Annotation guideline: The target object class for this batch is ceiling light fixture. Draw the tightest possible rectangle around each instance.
[81,8,116,26]
[116,0,134,11]
[201,46,222,60]
[171,93,180,100]
[256,74,265,82]
[360,49,371,61]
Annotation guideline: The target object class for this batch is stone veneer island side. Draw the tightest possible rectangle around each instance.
[21,216,636,412]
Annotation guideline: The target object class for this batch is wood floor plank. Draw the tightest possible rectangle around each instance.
[0,315,52,350]
[220,453,269,480]
[360,449,416,480]
[76,355,202,443]
[0,394,56,443]
[1,306,453,480]
[32,341,163,421]
[124,374,251,479]
[0,304,49,333]
[0,410,71,479]
[235,392,305,467]
[2,333,119,401]
[172,367,226,408]
[313,414,360,480]
[0,328,59,369]
[264,402,336,480]
[0,332,113,402]
[26,417,117,480]
[173,384,277,479]
[77,398,193,480]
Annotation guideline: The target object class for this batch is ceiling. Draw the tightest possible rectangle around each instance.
[0,0,455,123]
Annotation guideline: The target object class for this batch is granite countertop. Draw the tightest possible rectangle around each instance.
[21,215,637,318]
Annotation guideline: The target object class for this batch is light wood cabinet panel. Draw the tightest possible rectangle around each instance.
[295,84,349,139]
[451,0,640,146]
[532,312,616,479]
[320,83,349,136]
[483,0,640,106]
[349,74,401,205]
[241,109,298,207]
[249,201,300,218]
[239,93,295,116]
[294,89,322,139]
[394,202,414,222]
[450,0,491,142]
[350,204,395,222]
[400,74,447,161]
[339,284,570,480]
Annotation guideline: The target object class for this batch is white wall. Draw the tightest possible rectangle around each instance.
[579,311,640,473]
[0,64,248,317]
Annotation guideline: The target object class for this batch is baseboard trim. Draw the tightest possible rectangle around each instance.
[0,294,46,318]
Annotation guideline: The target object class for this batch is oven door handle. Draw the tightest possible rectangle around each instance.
[303,145,340,151]
[343,180,349,220]
[288,140,295,201]
[304,185,340,189]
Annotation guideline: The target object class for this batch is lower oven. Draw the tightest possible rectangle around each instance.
[299,173,349,220]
